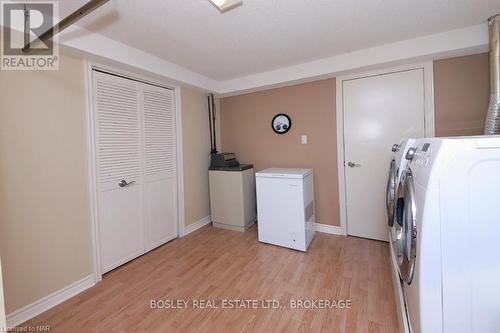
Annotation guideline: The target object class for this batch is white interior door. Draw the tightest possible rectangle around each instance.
[94,72,144,273]
[142,85,178,251]
[342,69,426,241]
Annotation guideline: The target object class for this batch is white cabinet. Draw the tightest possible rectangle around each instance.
[209,168,256,232]
[93,71,178,273]
[255,168,315,251]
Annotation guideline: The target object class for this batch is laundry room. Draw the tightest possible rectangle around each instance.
[1,1,500,332]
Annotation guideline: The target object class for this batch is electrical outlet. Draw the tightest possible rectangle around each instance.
[301,135,308,144]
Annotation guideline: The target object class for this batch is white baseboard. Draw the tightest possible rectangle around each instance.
[314,223,346,235]
[183,220,342,236]
[182,215,211,236]
[6,275,95,328]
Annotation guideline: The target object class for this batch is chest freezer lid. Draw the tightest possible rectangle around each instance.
[255,168,313,179]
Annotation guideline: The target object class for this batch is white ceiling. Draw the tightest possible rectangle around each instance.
[58,0,499,82]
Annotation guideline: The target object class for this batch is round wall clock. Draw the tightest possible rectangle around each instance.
[272,113,292,134]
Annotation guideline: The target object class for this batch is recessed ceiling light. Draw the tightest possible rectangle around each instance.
[209,0,243,13]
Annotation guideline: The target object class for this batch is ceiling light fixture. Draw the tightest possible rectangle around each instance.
[209,0,243,13]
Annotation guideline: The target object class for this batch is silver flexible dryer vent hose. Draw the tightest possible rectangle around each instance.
[484,15,500,135]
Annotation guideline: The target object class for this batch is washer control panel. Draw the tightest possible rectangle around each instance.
[412,142,432,168]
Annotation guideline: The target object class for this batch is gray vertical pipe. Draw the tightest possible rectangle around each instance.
[484,15,500,135]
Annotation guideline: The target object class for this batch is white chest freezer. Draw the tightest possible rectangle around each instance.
[255,168,315,251]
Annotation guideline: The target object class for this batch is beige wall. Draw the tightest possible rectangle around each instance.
[181,88,212,226]
[434,53,490,136]
[0,55,93,313]
[0,56,213,314]
[220,79,340,226]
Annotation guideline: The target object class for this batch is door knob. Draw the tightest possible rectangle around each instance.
[347,161,361,168]
[118,179,136,187]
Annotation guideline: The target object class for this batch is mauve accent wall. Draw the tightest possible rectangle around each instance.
[220,53,490,228]
[220,79,340,226]
[434,53,490,136]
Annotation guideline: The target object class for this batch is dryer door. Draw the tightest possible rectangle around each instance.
[398,169,417,284]
[386,159,397,227]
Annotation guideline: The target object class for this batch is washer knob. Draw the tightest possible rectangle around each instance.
[405,147,417,161]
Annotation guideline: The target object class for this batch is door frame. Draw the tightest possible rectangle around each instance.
[335,61,435,236]
[83,60,185,282]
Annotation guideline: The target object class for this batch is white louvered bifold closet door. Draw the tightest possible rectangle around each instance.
[93,71,178,273]
[94,72,145,273]
[141,84,178,251]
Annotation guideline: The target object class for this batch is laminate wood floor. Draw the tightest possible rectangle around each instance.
[21,225,400,332]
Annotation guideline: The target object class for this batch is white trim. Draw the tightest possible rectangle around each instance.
[0,259,6,330]
[181,216,212,236]
[314,223,346,236]
[1,19,487,95]
[59,24,218,92]
[423,62,435,137]
[336,83,348,236]
[217,23,487,96]
[83,60,102,283]
[63,22,486,96]
[2,17,217,91]
[90,64,179,91]
[335,62,435,236]
[84,61,185,281]
[175,87,186,237]
[6,275,95,328]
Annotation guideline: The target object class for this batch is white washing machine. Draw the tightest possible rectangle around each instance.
[255,168,315,252]
[386,138,416,333]
[394,136,500,333]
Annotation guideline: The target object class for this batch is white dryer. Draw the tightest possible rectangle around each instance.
[394,136,500,333]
